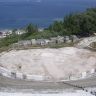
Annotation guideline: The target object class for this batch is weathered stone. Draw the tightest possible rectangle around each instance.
[77,36,96,48]
[26,75,44,81]
[70,35,79,42]
[0,67,11,77]
[16,72,23,79]
[31,39,36,45]
[57,36,64,43]
[64,36,71,43]
[90,69,96,74]
[23,74,27,79]
[81,72,87,78]
[36,39,46,46]
[18,40,32,47]
[50,37,57,44]
[36,39,50,46]
[11,72,16,78]
[44,39,51,45]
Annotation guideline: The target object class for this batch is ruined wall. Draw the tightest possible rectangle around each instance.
[12,35,79,48]
[0,66,96,81]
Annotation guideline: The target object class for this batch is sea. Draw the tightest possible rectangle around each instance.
[0,0,96,29]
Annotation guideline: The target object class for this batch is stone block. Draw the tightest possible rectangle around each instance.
[81,72,87,78]
[16,72,23,79]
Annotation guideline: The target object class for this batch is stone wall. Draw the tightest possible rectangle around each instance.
[0,66,96,81]
[12,35,79,48]
[0,67,50,81]
[77,36,96,48]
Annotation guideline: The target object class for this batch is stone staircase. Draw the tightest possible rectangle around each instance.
[76,36,96,48]
[62,82,96,96]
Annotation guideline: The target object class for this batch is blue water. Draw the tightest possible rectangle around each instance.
[0,0,96,29]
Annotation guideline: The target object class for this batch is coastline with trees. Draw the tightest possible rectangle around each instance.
[0,8,96,51]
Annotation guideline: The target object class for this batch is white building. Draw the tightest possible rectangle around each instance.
[38,28,44,32]
[0,30,13,38]
[15,30,26,35]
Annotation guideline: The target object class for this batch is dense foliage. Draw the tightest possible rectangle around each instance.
[48,8,96,37]
[26,24,38,35]
[0,35,19,47]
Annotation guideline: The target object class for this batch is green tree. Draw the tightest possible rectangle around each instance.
[26,24,38,35]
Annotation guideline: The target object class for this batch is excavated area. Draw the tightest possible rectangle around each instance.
[0,47,96,80]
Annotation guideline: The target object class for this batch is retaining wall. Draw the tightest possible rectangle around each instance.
[12,35,79,48]
[0,67,96,81]
[0,67,49,81]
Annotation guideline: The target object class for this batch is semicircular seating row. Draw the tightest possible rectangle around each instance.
[0,67,96,81]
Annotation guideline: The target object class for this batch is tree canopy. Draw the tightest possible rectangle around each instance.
[48,8,96,37]
[26,24,38,35]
